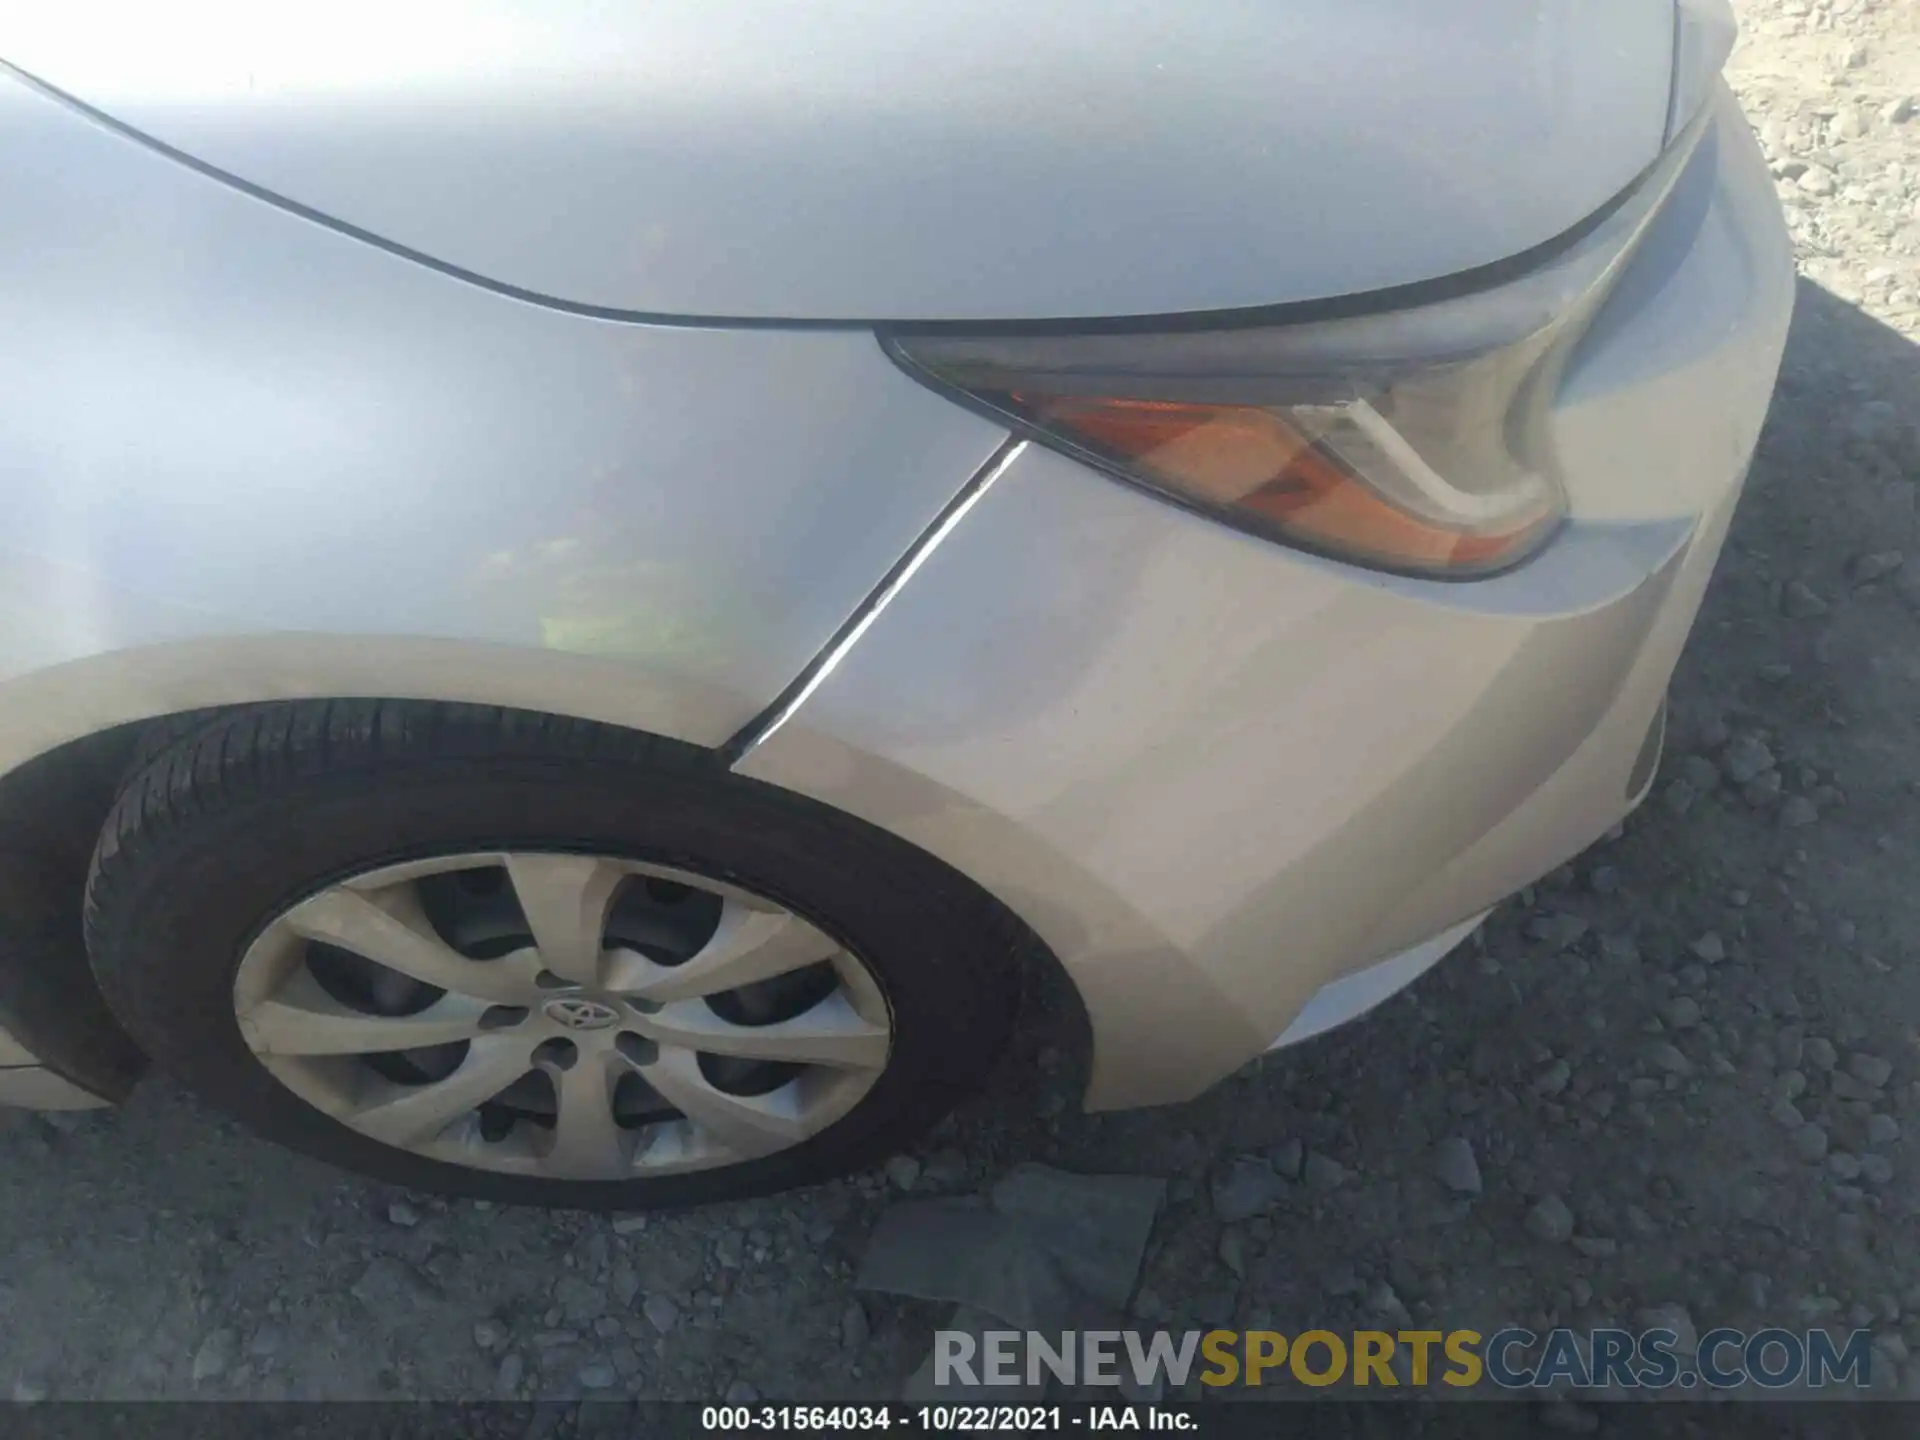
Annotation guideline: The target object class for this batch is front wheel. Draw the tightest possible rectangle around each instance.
[82,701,1024,1209]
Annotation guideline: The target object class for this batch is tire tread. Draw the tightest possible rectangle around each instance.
[87,701,714,971]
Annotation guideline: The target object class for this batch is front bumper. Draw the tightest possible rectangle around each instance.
[742,85,1796,1110]
[0,1022,113,1110]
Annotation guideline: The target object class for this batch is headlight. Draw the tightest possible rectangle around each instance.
[885,111,1710,580]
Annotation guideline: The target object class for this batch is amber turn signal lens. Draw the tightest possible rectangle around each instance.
[1003,394,1556,576]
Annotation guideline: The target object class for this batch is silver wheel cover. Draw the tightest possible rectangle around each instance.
[232,852,892,1179]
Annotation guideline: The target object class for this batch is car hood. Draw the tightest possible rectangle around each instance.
[0,0,1678,322]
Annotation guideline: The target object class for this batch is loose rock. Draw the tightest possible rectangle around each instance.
[1269,1138,1305,1181]
[191,1329,237,1386]
[1723,736,1777,784]
[1434,1138,1483,1196]
[555,1277,609,1325]
[1650,1042,1693,1076]
[1849,551,1905,583]
[1211,1157,1288,1222]
[840,1300,870,1352]
[921,1150,969,1188]
[495,1354,524,1395]
[1850,1054,1894,1089]
[1526,1195,1575,1245]
[1303,1152,1348,1192]
[1636,1304,1700,1357]
[1794,1125,1831,1163]
[885,1156,923,1192]
[1534,1059,1573,1096]
[643,1296,681,1334]
[1529,913,1590,951]
[1217,1228,1248,1279]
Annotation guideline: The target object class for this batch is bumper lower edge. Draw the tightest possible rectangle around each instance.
[0,1065,111,1110]
[1267,912,1488,1051]
[0,1021,113,1110]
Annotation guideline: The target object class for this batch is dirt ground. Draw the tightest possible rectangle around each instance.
[4,0,1919,1411]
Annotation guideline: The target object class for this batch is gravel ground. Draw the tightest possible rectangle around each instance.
[4,0,1920,1408]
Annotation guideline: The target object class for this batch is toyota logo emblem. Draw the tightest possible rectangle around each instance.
[543,997,621,1031]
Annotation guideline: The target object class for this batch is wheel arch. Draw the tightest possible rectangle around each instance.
[0,641,1089,1110]
[0,633,741,1104]
[0,631,766,791]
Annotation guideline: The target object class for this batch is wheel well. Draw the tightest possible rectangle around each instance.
[0,700,1089,1106]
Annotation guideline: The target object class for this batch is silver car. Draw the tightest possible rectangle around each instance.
[0,0,1791,1208]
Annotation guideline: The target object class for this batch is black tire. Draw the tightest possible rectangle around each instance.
[83,700,1025,1209]
[0,727,149,1101]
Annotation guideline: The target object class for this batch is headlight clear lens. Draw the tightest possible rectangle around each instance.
[895,346,1567,580]
[985,351,1565,577]
[886,111,1711,579]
